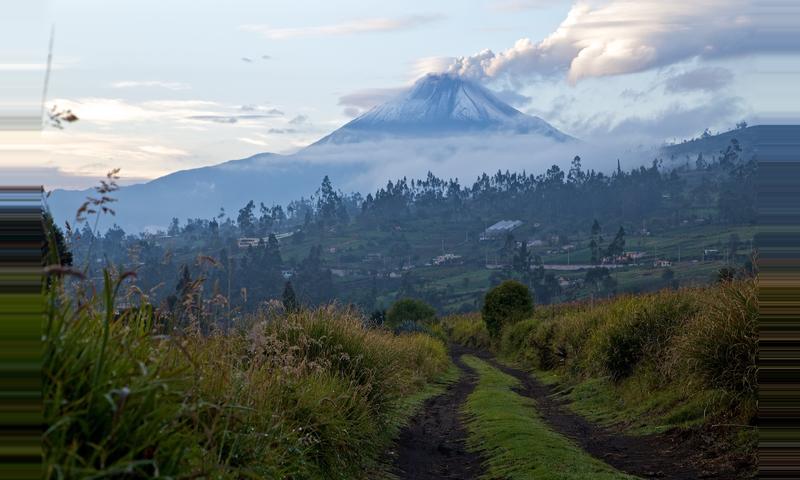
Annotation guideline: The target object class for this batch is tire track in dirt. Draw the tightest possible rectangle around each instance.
[465,347,751,479]
[391,349,485,480]
[392,345,751,479]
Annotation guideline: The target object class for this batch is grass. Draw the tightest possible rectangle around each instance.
[460,355,635,480]
[442,313,492,350]
[448,280,758,441]
[43,272,451,479]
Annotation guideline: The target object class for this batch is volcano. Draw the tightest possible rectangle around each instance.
[311,73,573,146]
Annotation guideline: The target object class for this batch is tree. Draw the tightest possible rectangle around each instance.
[316,176,346,226]
[695,152,707,170]
[168,217,180,236]
[590,219,603,264]
[43,212,73,267]
[605,226,626,259]
[585,267,611,292]
[176,264,192,298]
[386,298,437,328]
[482,280,534,338]
[258,202,273,235]
[237,200,256,236]
[717,267,737,283]
[282,281,299,313]
[512,241,532,279]
[294,245,335,306]
[567,155,584,185]
[661,268,675,281]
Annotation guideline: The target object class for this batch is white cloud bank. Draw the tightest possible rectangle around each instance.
[240,14,444,39]
[111,80,191,91]
[436,0,798,83]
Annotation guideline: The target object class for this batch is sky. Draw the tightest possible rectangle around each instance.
[3,0,800,190]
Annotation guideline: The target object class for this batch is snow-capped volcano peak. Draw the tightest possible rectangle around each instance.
[363,73,521,124]
[311,73,572,146]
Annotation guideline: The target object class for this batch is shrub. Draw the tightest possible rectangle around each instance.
[386,298,437,328]
[586,292,698,382]
[674,280,758,419]
[482,280,534,338]
[394,319,429,335]
[443,313,492,349]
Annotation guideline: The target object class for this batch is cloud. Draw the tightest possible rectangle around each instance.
[241,57,253,63]
[238,137,270,146]
[240,14,444,39]
[139,145,189,156]
[619,88,649,101]
[338,87,406,112]
[241,105,283,115]
[41,129,203,186]
[9,166,149,191]
[410,56,456,79]
[437,0,796,83]
[268,128,298,134]
[186,115,239,124]
[343,107,361,118]
[526,94,576,124]
[293,134,643,196]
[490,0,565,12]
[50,98,283,126]
[573,95,744,141]
[262,55,272,60]
[111,80,190,91]
[289,114,309,125]
[663,66,734,93]
[493,88,533,107]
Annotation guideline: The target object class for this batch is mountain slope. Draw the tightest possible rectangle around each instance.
[48,153,363,232]
[312,74,572,146]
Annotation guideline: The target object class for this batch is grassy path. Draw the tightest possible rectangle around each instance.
[393,346,720,479]
[461,354,636,479]
[390,356,486,479]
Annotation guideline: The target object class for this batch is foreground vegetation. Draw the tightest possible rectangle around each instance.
[445,280,757,450]
[461,355,634,480]
[43,274,449,479]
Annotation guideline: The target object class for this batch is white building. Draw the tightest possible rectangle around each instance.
[480,220,523,241]
[433,253,462,266]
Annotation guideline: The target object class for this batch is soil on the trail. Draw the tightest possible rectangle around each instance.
[391,345,752,480]
[390,350,485,480]
[466,347,754,480]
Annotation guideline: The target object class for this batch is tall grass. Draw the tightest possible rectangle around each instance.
[441,313,491,350]
[43,274,448,478]
[446,281,758,425]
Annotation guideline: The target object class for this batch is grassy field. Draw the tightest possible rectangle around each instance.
[461,355,634,480]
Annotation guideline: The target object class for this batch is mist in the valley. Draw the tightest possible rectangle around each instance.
[290,133,665,194]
